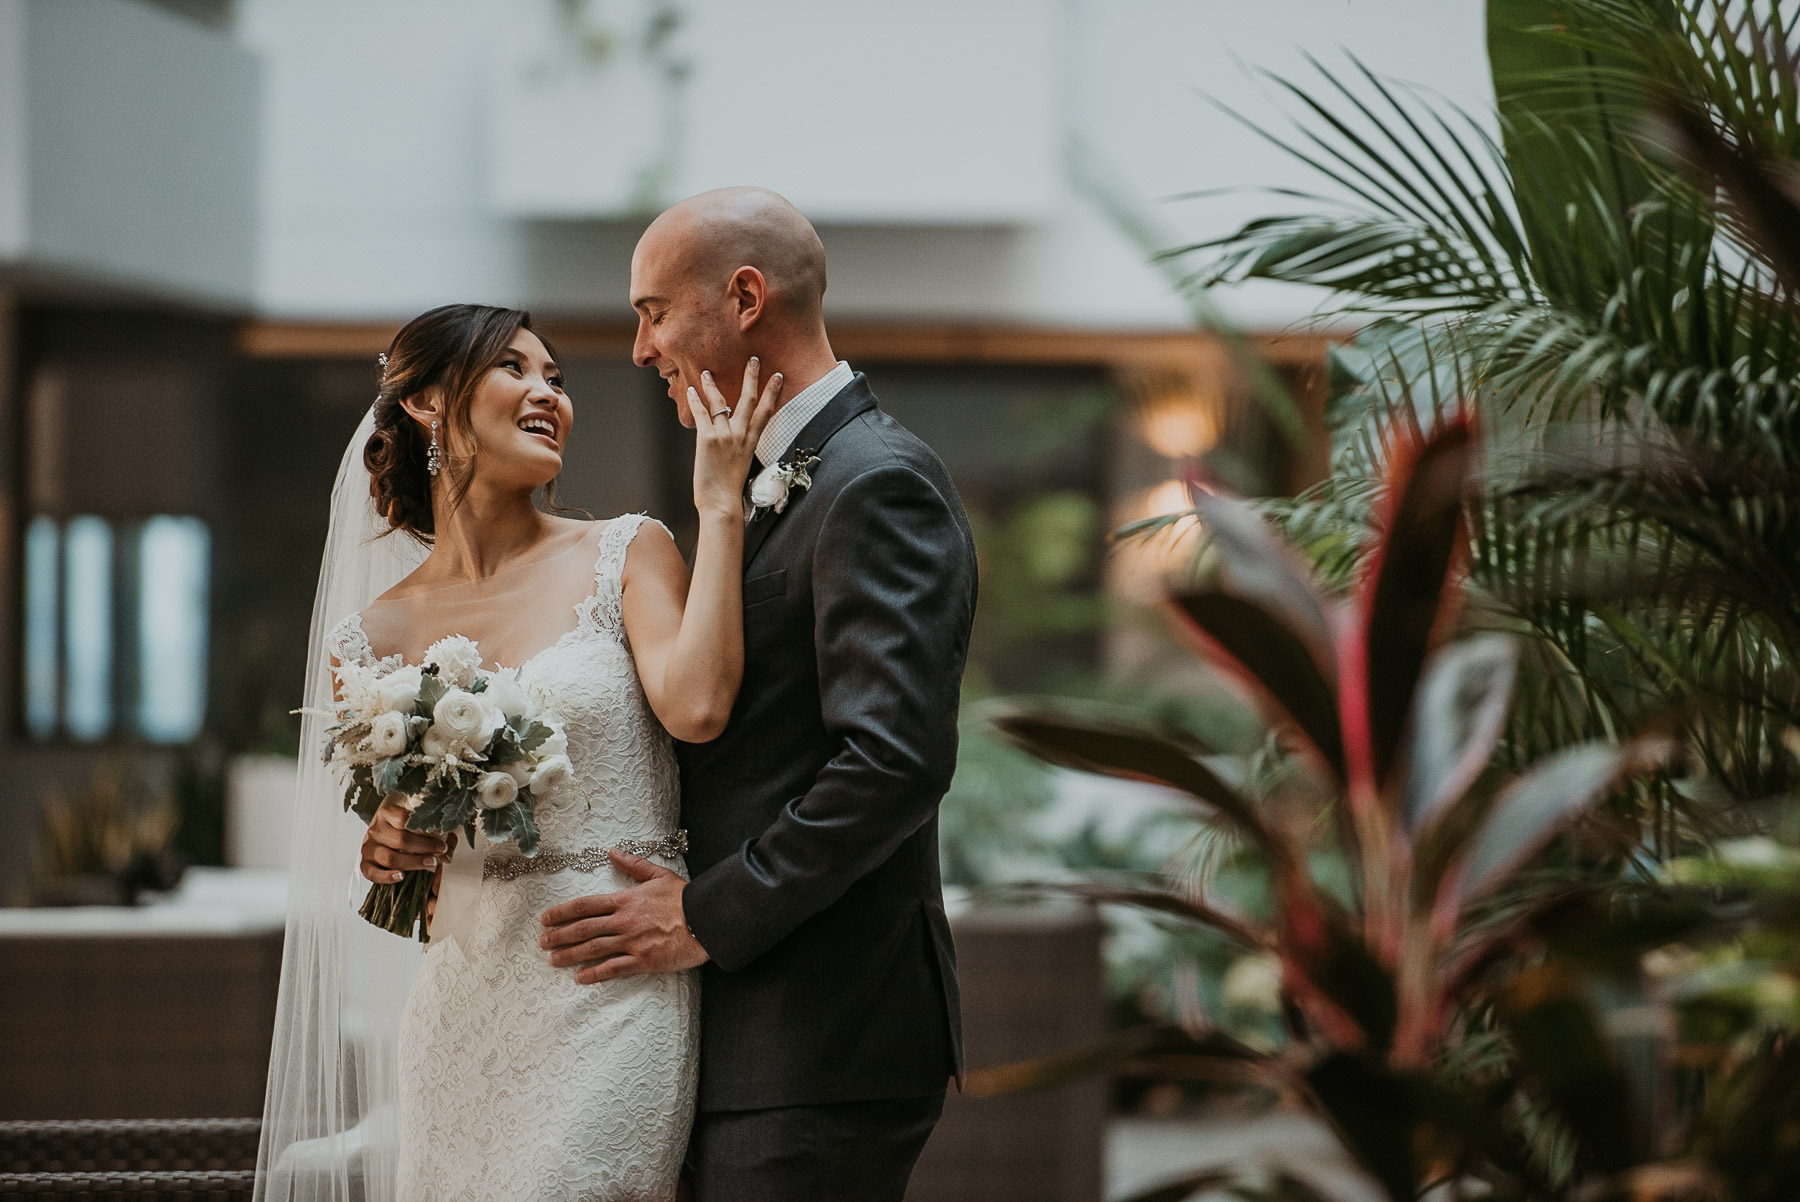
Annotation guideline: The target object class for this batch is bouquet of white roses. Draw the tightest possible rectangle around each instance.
[323,635,572,940]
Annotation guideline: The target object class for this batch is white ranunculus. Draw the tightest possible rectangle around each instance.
[749,463,791,513]
[476,770,519,811]
[335,662,379,716]
[484,669,530,722]
[368,711,410,758]
[501,757,533,787]
[374,664,424,713]
[529,753,573,798]
[434,688,501,752]
[420,725,452,760]
[424,634,483,689]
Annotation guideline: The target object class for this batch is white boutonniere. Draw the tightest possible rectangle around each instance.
[746,448,821,520]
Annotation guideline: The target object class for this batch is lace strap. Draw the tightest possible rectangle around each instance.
[326,613,375,667]
[588,514,667,647]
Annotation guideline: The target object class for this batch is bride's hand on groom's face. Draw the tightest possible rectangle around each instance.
[537,850,710,984]
[689,357,782,521]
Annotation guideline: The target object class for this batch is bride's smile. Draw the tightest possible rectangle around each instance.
[455,334,572,493]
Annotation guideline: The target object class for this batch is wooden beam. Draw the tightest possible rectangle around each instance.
[237,319,1340,369]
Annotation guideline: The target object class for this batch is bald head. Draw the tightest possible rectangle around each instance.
[640,187,827,322]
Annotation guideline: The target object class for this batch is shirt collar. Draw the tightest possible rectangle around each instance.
[756,361,854,468]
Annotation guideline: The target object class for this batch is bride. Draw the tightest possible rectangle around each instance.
[255,302,778,1202]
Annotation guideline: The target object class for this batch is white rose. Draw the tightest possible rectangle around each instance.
[423,634,483,689]
[476,770,519,810]
[484,669,530,722]
[421,725,452,760]
[434,688,501,752]
[368,711,410,758]
[335,662,379,716]
[374,665,424,713]
[749,464,791,513]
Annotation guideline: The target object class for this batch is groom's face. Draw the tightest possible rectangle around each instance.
[630,229,743,430]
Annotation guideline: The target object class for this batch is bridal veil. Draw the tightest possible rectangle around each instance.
[255,405,429,1202]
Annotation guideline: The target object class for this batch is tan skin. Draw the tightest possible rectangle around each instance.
[532,199,844,985]
[353,329,782,968]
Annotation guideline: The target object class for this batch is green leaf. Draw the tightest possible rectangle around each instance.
[396,762,429,796]
[1353,419,1474,794]
[1186,490,1338,676]
[517,720,551,753]
[988,706,1285,860]
[416,673,446,715]
[1303,1053,1419,1202]
[1499,968,1637,1177]
[1456,736,1665,905]
[345,764,382,823]
[511,802,541,856]
[1400,634,1518,834]
[1169,592,1347,781]
[408,786,475,836]
[1281,899,1398,1056]
[992,880,1272,950]
[964,1024,1262,1098]
[372,757,405,797]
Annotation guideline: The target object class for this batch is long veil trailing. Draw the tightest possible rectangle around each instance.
[256,405,430,1202]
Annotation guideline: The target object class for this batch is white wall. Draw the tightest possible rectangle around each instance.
[240,0,1495,330]
[0,0,259,307]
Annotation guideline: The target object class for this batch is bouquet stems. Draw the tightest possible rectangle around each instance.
[358,868,435,943]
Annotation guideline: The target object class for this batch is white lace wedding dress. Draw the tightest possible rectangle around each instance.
[326,515,698,1202]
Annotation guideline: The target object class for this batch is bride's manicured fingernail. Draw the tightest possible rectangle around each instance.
[687,386,699,400]
[423,856,436,868]
[750,356,759,365]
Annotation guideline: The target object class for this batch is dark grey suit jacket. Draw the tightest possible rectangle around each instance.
[677,374,977,1112]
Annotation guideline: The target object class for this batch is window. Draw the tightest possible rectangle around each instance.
[22,515,211,744]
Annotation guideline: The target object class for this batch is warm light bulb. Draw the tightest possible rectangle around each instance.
[1140,401,1219,459]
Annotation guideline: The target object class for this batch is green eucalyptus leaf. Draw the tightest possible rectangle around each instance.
[417,673,447,714]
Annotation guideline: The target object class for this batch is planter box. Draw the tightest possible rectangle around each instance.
[0,931,281,1120]
[909,898,1108,1202]
[0,878,1110,1202]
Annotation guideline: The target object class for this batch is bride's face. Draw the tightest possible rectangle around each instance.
[464,331,571,492]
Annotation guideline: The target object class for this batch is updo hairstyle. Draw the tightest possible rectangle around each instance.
[364,304,560,544]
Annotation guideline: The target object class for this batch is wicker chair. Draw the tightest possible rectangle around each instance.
[0,1121,258,1200]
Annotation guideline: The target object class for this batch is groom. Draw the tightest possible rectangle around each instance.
[538,187,978,1200]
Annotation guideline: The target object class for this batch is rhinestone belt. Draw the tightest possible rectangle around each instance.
[483,830,689,882]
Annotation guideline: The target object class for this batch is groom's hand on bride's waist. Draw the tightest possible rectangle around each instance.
[537,850,709,984]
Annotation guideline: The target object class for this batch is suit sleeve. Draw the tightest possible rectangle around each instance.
[681,463,976,971]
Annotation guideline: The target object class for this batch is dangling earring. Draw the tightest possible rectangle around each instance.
[427,419,442,478]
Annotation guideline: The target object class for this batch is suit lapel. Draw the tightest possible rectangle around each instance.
[742,374,878,568]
